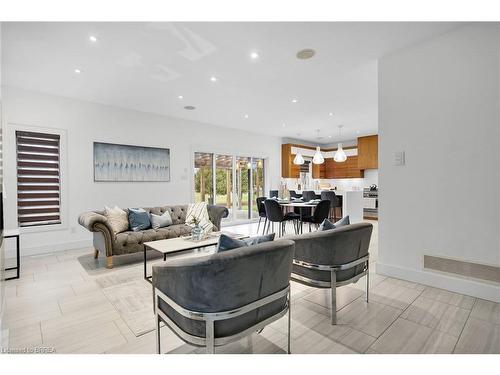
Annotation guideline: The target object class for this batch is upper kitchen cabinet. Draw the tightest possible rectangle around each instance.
[357,135,378,169]
[281,144,300,178]
[326,156,364,178]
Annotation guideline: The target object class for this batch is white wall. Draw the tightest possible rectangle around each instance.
[1,86,282,255]
[378,24,500,301]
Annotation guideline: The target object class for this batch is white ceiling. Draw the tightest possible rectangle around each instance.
[2,22,461,143]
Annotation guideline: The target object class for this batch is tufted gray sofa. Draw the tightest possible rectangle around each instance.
[78,205,228,268]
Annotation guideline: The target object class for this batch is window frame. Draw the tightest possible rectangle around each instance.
[7,123,68,233]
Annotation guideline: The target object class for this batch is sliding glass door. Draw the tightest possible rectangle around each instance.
[193,152,265,224]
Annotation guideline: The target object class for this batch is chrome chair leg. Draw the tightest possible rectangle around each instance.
[206,320,215,354]
[263,218,268,235]
[287,293,291,354]
[155,313,161,354]
[366,262,370,303]
[257,217,262,233]
[331,270,337,325]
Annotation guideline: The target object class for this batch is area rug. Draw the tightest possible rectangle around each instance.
[94,267,158,337]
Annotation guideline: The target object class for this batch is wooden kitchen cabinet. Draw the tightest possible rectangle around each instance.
[325,156,364,178]
[357,135,378,169]
[281,144,300,178]
[312,162,325,179]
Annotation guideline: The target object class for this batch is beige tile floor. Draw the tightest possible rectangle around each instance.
[2,220,499,354]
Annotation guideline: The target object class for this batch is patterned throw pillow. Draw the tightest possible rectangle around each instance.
[185,202,214,234]
[150,211,173,230]
[104,206,129,235]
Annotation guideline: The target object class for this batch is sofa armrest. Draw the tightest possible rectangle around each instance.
[78,211,109,232]
[207,205,229,231]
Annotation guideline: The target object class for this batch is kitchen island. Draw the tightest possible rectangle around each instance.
[295,190,364,223]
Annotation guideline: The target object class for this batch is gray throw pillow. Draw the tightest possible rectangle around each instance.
[319,219,336,231]
[128,208,151,231]
[319,215,350,231]
[150,211,173,230]
[217,234,248,252]
[244,233,275,246]
[334,215,350,228]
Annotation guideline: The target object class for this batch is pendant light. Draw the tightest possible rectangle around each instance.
[334,125,347,163]
[293,151,304,165]
[312,129,325,164]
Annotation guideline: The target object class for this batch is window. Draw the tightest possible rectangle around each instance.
[193,152,265,223]
[16,131,61,227]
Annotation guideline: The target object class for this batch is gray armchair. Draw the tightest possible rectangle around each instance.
[288,223,373,324]
[152,239,295,354]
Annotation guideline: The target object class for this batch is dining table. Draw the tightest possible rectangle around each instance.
[275,199,319,234]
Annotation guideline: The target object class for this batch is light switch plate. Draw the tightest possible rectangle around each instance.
[394,151,405,166]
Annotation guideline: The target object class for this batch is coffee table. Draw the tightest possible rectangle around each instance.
[143,231,246,283]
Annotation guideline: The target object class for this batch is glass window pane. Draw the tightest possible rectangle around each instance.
[235,156,251,220]
[194,152,213,205]
[251,158,265,218]
[215,155,233,221]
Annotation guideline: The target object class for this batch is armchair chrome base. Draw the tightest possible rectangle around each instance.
[291,255,369,325]
[154,285,291,354]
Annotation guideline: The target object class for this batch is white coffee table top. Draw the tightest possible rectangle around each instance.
[143,231,246,255]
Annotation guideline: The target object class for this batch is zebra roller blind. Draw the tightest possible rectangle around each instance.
[16,131,61,227]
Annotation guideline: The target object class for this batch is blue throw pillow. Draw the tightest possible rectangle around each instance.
[319,215,350,231]
[128,208,151,231]
[217,234,248,252]
[244,233,275,246]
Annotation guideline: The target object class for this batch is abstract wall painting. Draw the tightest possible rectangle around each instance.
[93,142,170,182]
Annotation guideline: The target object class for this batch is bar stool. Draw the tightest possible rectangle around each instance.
[320,191,342,221]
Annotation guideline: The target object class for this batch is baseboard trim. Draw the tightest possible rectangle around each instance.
[4,239,92,258]
[376,261,500,303]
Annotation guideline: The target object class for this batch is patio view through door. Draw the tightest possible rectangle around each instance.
[193,152,265,224]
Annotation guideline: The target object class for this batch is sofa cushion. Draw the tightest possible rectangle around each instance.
[104,206,129,234]
[114,224,192,253]
[128,208,151,231]
[150,211,173,229]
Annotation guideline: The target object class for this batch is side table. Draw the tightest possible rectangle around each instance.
[4,228,20,280]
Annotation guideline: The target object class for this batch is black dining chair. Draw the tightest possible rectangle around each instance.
[301,190,316,202]
[289,190,302,199]
[320,191,342,221]
[301,200,331,232]
[269,190,279,198]
[256,197,268,234]
[264,199,299,236]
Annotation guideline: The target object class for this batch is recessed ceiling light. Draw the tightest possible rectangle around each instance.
[250,51,259,60]
[89,35,98,43]
[291,99,298,103]
[74,68,82,74]
[329,112,334,116]
[178,95,184,99]
[328,135,332,138]
[184,105,196,110]
[282,123,286,127]
[296,49,316,60]
[244,114,249,119]
[210,76,218,82]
